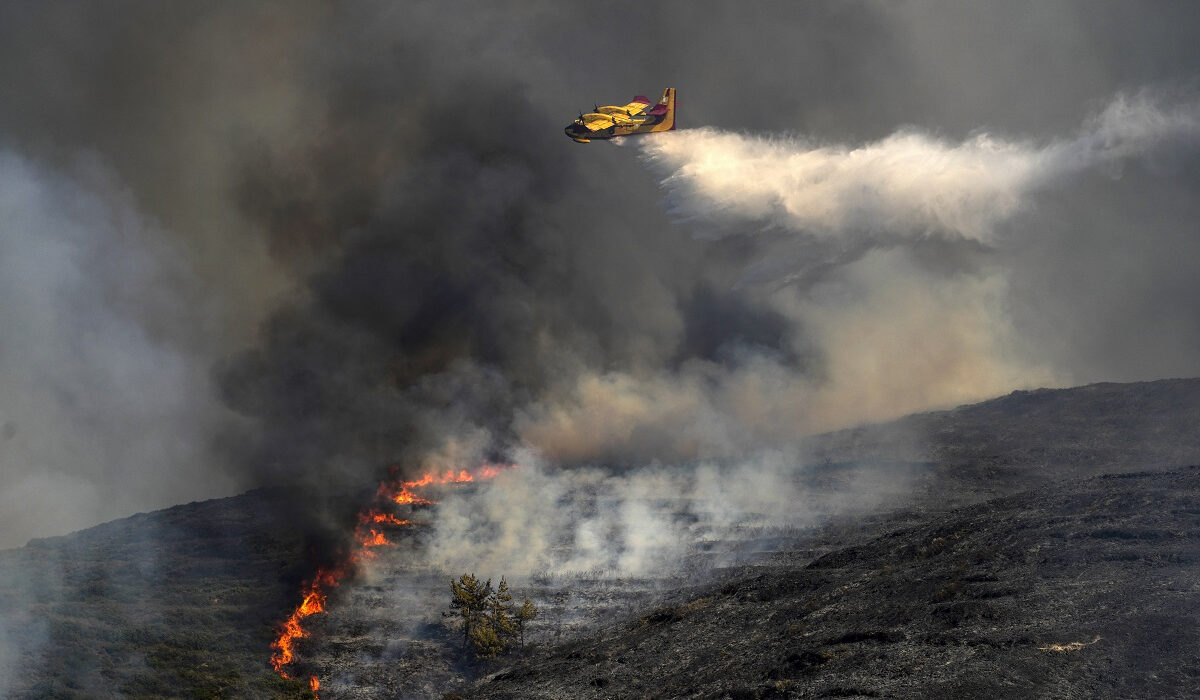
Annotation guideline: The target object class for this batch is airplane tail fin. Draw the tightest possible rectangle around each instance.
[651,87,676,132]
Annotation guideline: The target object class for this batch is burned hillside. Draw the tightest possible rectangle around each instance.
[468,467,1200,699]
[1,379,1197,698]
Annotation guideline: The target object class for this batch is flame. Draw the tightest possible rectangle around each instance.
[378,467,485,506]
[270,580,328,676]
[361,529,390,547]
[369,512,410,526]
[269,463,515,683]
[389,486,433,506]
[476,465,503,480]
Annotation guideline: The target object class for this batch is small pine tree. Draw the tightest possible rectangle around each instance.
[491,577,518,644]
[469,622,506,659]
[448,573,492,649]
[516,597,538,648]
[451,573,538,659]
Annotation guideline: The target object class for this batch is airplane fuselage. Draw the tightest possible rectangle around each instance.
[563,120,655,142]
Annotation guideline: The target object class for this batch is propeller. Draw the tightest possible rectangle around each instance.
[594,103,599,111]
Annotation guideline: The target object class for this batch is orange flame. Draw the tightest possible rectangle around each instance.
[361,529,390,547]
[270,579,328,676]
[377,467,488,506]
[389,486,433,506]
[368,512,410,526]
[476,465,504,480]
[269,463,515,682]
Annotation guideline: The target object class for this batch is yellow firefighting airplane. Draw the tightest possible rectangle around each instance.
[564,87,676,143]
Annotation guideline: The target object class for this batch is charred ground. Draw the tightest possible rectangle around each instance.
[1,378,1197,698]
[468,467,1199,699]
[0,490,313,698]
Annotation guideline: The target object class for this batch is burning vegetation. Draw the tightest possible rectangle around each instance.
[269,464,514,689]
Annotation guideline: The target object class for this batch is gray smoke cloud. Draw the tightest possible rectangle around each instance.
[0,152,240,549]
[564,95,1200,444]
[418,450,909,578]
[426,458,802,577]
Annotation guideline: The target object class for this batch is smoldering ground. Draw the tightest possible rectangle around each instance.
[294,452,928,697]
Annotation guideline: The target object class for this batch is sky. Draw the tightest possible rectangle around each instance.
[1,1,1200,548]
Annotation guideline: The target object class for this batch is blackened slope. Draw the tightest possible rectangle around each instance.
[807,378,1200,504]
[3,379,1197,698]
[0,490,314,699]
[468,467,1200,699]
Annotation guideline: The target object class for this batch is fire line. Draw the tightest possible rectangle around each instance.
[269,464,513,692]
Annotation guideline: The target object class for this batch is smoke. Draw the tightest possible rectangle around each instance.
[0,151,241,549]
[423,461,782,577]
[0,554,51,698]
[216,76,1200,583]
[573,92,1200,438]
[2,2,1200,694]
[639,92,1200,243]
[419,450,905,578]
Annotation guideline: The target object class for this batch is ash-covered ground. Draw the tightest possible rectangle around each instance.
[291,484,872,698]
[0,378,1197,698]
[469,467,1200,699]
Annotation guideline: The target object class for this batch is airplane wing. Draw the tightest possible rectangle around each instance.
[573,110,644,133]
[579,112,614,131]
[622,95,653,115]
[595,97,652,118]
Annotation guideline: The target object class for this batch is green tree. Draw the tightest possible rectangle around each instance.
[451,573,537,659]
[468,622,506,659]
[516,597,538,648]
[448,573,492,649]
[490,577,518,645]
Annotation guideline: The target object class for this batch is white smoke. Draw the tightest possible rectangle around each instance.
[512,242,1059,461]
[639,92,1200,242]
[416,451,843,578]
[0,151,239,549]
[513,90,1200,454]
[509,96,1200,472]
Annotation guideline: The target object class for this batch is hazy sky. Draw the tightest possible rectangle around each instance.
[1,1,1199,547]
